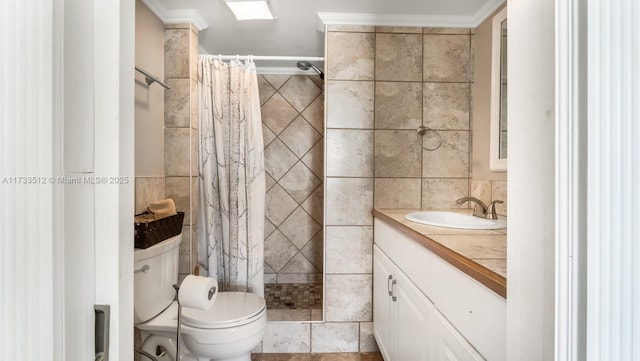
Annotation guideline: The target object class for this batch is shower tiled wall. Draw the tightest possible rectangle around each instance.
[262,25,480,354]
[258,74,324,284]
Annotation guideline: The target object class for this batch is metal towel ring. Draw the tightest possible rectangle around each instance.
[416,125,443,151]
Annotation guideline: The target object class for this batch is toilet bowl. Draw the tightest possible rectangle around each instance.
[134,234,267,361]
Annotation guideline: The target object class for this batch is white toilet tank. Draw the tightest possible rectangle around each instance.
[134,233,182,324]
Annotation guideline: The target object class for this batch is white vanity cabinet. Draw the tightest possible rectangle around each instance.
[374,245,433,361]
[373,218,506,361]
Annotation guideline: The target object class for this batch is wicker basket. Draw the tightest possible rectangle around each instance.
[134,211,185,249]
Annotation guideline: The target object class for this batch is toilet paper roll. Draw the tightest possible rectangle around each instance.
[178,275,218,310]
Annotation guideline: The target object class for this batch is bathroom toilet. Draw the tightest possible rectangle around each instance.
[134,234,267,361]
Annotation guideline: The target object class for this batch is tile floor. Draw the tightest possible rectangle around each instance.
[251,352,384,361]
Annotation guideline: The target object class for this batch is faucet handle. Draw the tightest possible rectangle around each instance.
[486,200,504,220]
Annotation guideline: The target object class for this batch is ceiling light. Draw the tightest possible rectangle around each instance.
[223,0,277,21]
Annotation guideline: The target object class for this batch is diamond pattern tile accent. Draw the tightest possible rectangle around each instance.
[279,75,322,112]
[302,230,324,271]
[301,186,324,224]
[302,140,324,178]
[280,116,322,158]
[302,95,325,135]
[280,207,322,249]
[264,139,298,180]
[261,75,325,284]
[265,184,298,226]
[265,230,298,272]
[263,74,291,90]
[280,252,320,273]
[263,123,276,146]
[279,162,322,203]
[258,75,276,105]
[261,93,298,135]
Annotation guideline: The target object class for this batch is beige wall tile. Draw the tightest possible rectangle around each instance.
[326,81,374,129]
[325,178,373,226]
[264,139,298,180]
[301,186,324,224]
[189,29,198,80]
[262,323,311,353]
[374,178,422,209]
[327,25,375,32]
[190,129,198,176]
[280,207,322,249]
[280,253,319,274]
[164,78,190,127]
[262,74,291,90]
[374,130,422,177]
[470,179,492,205]
[375,33,423,81]
[325,226,373,274]
[264,230,298,272]
[421,178,469,209]
[190,78,198,130]
[301,231,323,271]
[375,82,423,129]
[164,28,190,78]
[311,323,359,352]
[279,75,322,112]
[258,75,276,105]
[277,273,322,284]
[302,141,324,178]
[279,162,322,203]
[423,34,471,82]
[302,95,325,135]
[164,128,191,176]
[491,180,508,216]
[326,129,374,177]
[422,131,470,178]
[359,322,380,352]
[280,116,322,158]
[262,93,299,135]
[327,32,375,80]
[423,82,470,130]
[134,177,166,214]
[325,274,372,321]
[263,124,276,146]
[265,184,298,226]
[423,27,471,34]
[376,26,422,33]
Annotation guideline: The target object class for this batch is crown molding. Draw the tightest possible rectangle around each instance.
[141,0,209,31]
[317,0,505,30]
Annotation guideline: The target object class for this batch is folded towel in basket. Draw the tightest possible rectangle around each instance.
[146,198,177,219]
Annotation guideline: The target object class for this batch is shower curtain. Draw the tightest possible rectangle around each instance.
[197,56,265,296]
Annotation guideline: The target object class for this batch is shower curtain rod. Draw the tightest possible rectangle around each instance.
[203,55,324,62]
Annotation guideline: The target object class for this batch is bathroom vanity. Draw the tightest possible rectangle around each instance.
[372,209,506,361]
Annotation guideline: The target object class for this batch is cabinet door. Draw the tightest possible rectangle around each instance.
[394,267,434,361]
[433,311,485,361]
[373,246,395,360]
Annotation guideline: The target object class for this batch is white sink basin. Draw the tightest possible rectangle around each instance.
[405,211,507,230]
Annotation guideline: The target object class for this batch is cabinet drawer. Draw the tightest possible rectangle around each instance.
[433,257,506,361]
[374,219,434,298]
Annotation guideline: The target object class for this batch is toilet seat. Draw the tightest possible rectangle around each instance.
[181,292,266,329]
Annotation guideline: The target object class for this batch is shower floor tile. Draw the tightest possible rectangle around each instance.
[264,283,323,310]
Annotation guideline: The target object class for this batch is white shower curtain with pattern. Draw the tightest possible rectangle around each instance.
[197,56,265,296]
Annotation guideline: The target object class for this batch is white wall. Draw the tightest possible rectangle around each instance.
[507,0,556,360]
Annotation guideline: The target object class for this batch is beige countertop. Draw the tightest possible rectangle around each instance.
[373,208,507,299]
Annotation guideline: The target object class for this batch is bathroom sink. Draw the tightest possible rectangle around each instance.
[405,211,507,230]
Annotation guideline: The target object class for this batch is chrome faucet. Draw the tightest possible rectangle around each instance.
[455,197,488,218]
